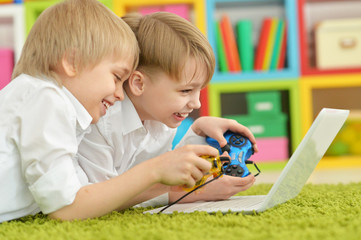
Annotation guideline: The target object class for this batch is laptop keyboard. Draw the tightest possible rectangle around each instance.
[186,195,267,212]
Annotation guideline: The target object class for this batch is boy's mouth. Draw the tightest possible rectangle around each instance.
[175,112,190,118]
[102,100,111,110]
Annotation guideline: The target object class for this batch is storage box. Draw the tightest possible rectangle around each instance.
[0,48,14,90]
[246,91,281,116]
[249,137,289,162]
[224,113,288,138]
[315,18,361,69]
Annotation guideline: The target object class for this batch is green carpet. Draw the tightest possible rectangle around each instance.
[1,183,360,240]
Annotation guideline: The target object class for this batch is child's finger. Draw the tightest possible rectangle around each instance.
[190,145,220,157]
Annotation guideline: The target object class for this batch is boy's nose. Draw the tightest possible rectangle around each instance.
[114,83,124,101]
[189,95,201,109]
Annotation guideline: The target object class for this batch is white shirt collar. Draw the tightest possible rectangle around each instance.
[62,87,92,130]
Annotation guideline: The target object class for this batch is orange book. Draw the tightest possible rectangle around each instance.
[254,18,272,71]
[220,15,241,72]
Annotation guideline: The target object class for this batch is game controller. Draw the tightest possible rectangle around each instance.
[182,155,227,192]
[206,131,254,178]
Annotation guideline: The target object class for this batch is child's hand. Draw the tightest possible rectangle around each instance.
[191,117,258,153]
[169,174,256,203]
[152,145,219,188]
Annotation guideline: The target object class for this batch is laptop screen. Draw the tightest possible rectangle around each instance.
[260,108,349,211]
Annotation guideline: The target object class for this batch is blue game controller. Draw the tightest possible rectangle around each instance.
[206,131,254,177]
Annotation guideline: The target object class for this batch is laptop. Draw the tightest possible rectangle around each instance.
[144,108,349,214]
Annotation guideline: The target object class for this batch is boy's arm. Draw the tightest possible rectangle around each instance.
[49,145,217,220]
[49,158,163,220]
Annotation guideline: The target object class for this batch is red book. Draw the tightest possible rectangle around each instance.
[254,18,272,71]
[220,15,241,72]
[277,22,288,69]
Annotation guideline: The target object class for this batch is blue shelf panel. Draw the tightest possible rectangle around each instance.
[210,69,297,83]
[206,0,300,82]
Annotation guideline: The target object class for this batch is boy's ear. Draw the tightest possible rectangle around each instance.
[128,71,145,96]
[61,53,77,77]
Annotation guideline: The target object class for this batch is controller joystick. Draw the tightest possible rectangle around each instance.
[206,131,254,178]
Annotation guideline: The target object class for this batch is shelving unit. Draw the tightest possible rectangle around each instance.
[297,0,361,166]
[205,0,361,165]
[206,0,299,82]
[298,0,361,75]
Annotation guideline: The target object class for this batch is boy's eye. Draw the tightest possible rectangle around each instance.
[181,89,192,93]
[114,74,122,81]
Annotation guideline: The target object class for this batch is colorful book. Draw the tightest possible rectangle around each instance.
[220,15,241,72]
[254,18,272,71]
[237,20,253,71]
[270,19,284,70]
[163,4,190,20]
[262,18,278,70]
[277,22,288,69]
[215,21,228,72]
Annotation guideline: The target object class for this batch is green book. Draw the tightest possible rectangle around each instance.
[270,19,284,70]
[215,21,228,72]
[237,20,253,71]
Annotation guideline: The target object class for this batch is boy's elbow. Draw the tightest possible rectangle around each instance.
[47,207,79,221]
[48,211,71,221]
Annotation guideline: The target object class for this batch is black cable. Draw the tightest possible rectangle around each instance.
[245,160,261,177]
[158,173,224,214]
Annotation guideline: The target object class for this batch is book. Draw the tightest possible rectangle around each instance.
[270,19,284,70]
[220,15,241,72]
[254,18,272,71]
[215,21,228,72]
[237,20,253,71]
[277,21,287,69]
[262,18,278,70]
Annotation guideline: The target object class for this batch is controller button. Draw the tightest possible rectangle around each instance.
[226,168,232,173]
[237,169,244,174]
[232,165,238,169]
[221,144,231,153]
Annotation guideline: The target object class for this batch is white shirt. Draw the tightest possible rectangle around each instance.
[0,74,92,222]
[77,93,206,206]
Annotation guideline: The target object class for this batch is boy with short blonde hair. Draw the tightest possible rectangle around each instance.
[78,12,257,208]
[0,1,217,222]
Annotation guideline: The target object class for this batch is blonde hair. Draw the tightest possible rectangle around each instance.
[12,0,139,84]
[122,12,215,86]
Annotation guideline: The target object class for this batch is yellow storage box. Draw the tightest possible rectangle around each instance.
[315,18,361,69]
